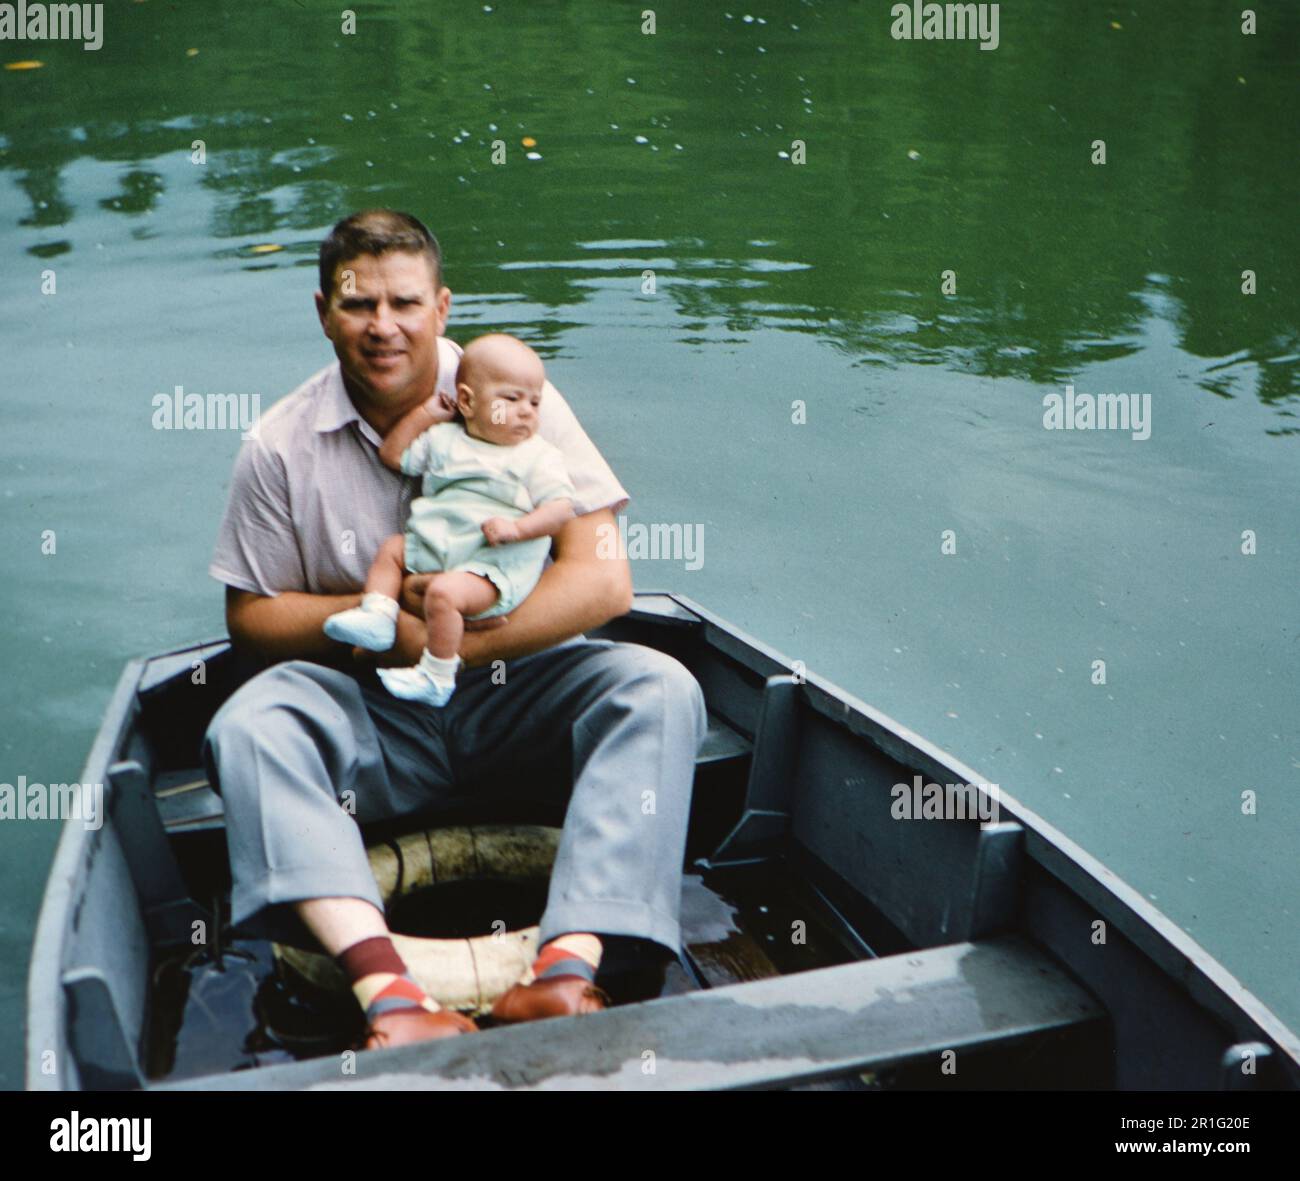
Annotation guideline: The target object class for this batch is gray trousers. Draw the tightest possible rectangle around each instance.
[202,638,707,956]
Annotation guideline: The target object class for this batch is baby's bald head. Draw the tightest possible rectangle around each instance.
[455,334,547,446]
[458,334,545,393]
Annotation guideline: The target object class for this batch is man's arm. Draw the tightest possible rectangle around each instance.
[226,586,363,664]
[398,507,632,667]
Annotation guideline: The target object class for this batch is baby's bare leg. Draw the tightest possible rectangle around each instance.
[365,534,409,601]
[424,572,499,660]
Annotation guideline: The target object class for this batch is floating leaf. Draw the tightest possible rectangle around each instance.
[521,136,536,148]
[4,60,45,71]
[1110,21,1122,30]
[186,48,199,57]
[248,244,283,255]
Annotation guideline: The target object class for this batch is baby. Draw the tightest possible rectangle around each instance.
[324,334,576,705]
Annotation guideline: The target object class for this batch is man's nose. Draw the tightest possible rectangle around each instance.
[367,303,399,336]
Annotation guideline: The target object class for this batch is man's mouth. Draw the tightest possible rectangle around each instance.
[363,348,405,365]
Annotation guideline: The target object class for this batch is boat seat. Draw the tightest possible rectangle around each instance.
[155,771,225,833]
[155,712,752,834]
[158,935,1107,1091]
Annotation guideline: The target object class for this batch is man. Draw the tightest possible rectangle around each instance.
[204,209,706,1049]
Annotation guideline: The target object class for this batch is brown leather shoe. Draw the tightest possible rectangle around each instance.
[363,1007,479,1050]
[490,975,611,1024]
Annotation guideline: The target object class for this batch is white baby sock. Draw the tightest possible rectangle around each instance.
[323,592,399,651]
[377,649,462,707]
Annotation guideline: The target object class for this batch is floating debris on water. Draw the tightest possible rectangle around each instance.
[4,60,44,70]
[248,244,283,255]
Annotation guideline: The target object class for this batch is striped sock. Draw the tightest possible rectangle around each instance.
[522,933,603,985]
[337,935,441,1021]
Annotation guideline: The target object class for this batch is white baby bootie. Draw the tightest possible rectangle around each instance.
[324,593,399,651]
[377,649,461,707]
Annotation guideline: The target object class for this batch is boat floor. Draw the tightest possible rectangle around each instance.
[146,857,861,1086]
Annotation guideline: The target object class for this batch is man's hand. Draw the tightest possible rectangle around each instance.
[481,517,521,546]
[399,573,508,631]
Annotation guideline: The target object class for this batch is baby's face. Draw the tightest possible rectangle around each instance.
[462,363,544,445]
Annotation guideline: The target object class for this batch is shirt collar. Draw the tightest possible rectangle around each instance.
[312,341,463,447]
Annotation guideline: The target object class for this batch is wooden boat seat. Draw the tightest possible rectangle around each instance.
[155,711,752,834]
[158,935,1106,1091]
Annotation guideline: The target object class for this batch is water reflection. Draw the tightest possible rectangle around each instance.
[1,0,1295,414]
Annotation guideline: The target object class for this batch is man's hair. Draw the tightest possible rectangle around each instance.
[318,209,443,301]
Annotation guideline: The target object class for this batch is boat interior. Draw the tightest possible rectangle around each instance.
[36,595,1297,1091]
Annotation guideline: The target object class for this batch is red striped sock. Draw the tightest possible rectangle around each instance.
[337,935,438,1019]
[531,940,598,983]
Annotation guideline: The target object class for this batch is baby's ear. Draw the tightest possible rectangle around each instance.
[455,381,475,415]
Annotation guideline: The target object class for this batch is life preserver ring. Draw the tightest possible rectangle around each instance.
[274,824,561,1015]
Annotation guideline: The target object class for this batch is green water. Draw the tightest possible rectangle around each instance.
[1,2,1297,1087]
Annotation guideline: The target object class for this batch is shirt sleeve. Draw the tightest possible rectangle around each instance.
[536,380,629,516]
[523,439,579,509]
[208,436,307,597]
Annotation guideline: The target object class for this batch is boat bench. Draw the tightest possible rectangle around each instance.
[159,935,1105,1091]
[154,712,751,834]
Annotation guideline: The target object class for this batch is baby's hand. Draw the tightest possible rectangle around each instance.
[425,392,459,423]
[482,517,520,546]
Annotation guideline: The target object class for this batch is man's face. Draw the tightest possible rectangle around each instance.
[315,250,451,413]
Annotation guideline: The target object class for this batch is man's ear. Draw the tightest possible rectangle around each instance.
[314,290,331,338]
[436,285,452,328]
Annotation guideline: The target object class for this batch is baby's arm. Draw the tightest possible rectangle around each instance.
[482,498,575,546]
[377,399,456,471]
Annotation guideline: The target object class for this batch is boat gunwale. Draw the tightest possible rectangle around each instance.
[25,654,147,1091]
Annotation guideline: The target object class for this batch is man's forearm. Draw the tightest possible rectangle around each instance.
[226,587,362,664]
[458,509,632,666]
[459,557,628,666]
[510,499,575,542]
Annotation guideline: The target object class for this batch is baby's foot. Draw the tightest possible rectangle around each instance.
[376,650,460,707]
[324,593,398,651]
